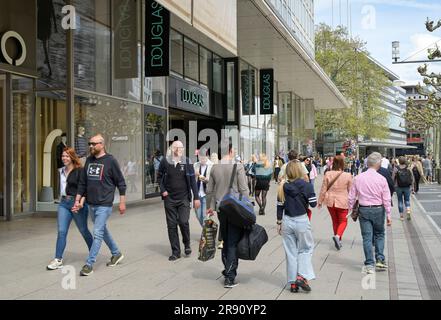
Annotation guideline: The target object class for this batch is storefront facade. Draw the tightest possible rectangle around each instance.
[1,0,238,220]
[2,0,348,220]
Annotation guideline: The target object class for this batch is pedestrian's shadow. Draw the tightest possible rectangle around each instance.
[238,271,286,288]
[62,251,107,268]
[146,243,171,258]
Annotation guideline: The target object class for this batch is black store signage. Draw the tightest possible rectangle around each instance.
[113,0,138,79]
[260,69,274,115]
[169,77,209,115]
[145,0,170,77]
[0,0,36,74]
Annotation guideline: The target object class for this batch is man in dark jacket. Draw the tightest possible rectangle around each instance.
[158,140,200,261]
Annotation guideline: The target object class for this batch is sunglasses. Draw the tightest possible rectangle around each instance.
[88,142,102,146]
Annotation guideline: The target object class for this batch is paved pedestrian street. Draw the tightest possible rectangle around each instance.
[1,175,441,300]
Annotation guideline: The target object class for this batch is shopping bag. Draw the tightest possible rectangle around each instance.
[198,217,218,262]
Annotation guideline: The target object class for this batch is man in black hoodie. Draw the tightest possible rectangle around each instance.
[73,134,126,276]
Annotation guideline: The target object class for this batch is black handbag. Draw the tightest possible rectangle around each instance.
[218,164,256,228]
[237,224,268,260]
[351,200,360,222]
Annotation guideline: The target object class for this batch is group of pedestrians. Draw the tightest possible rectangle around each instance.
[47,134,126,276]
[47,136,430,293]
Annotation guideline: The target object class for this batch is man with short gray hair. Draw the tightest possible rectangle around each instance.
[157,140,200,261]
[349,152,391,274]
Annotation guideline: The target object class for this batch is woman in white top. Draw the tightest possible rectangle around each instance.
[47,147,92,270]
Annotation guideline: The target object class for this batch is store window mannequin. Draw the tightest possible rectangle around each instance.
[75,126,88,165]
[56,133,67,169]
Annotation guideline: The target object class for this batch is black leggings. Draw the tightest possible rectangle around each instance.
[414,176,420,193]
[255,189,268,211]
[247,176,256,195]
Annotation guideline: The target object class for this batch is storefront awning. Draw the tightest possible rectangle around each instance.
[359,142,417,149]
[237,0,350,110]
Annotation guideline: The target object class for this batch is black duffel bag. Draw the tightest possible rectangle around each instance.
[218,164,256,228]
[237,224,268,260]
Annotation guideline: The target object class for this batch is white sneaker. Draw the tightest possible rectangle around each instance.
[47,258,63,270]
[362,265,375,274]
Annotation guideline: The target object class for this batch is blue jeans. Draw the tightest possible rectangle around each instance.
[359,207,386,266]
[195,196,207,227]
[396,187,411,214]
[282,214,315,283]
[55,199,93,259]
[86,206,120,267]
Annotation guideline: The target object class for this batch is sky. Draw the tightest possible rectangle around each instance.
[315,0,441,84]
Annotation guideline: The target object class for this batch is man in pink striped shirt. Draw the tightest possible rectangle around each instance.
[348,152,391,274]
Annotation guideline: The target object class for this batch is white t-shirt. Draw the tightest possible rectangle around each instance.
[381,158,390,169]
[198,164,207,198]
[59,167,68,197]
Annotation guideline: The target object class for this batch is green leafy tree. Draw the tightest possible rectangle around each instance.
[315,24,390,142]
[404,17,441,132]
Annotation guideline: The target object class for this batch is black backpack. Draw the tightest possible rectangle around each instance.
[397,167,413,187]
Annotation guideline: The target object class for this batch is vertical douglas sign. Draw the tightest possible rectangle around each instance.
[145,0,170,77]
[260,69,274,115]
[113,0,138,79]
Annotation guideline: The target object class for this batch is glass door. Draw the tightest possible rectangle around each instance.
[12,76,34,214]
[0,74,4,218]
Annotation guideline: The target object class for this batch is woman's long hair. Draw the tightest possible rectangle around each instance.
[259,153,270,169]
[277,161,304,203]
[63,147,82,169]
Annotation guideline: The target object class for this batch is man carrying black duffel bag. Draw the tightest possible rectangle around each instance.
[206,140,249,288]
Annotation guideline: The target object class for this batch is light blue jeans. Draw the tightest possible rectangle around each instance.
[86,206,121,267]
[195,196,207,227]
[282,214,315,283]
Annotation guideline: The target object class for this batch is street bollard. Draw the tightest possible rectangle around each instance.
[437,168,441,185]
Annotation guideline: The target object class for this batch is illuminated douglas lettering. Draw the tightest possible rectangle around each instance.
[260,69,274,115]
[181,88,204,108]
[262,74,271,110]
[146,0,169,76]
[150,2,163,67]
[119,0,132,70]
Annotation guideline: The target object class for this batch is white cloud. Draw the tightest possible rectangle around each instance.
[316,0,441,13]
[407,33,441,61]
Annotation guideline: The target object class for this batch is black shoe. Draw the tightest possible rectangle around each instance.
[295,276,311,292]
[221,270,227,278]
[80,264,93,276]
[332,236,342,251]
[168,255,181,261]
[185,247,192,256]
[224,278,238,288]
